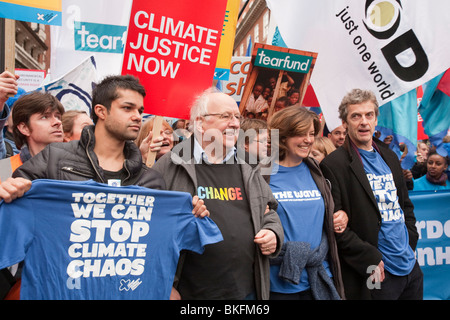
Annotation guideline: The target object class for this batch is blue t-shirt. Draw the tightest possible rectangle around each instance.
[413,175,450,192]
[0,179,223,300]
[359,149,415,276]
[269,162,330,293]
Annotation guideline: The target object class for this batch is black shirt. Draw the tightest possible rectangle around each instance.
[178,162,255,299]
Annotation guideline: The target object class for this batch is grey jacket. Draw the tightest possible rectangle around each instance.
[152,137,284,300]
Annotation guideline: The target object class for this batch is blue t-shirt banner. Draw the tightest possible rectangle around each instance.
[0,179,223,300]
[410,189,450,300]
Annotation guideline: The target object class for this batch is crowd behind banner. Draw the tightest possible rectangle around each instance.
[0,66,449,300]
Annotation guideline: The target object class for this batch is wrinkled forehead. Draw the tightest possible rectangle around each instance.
[207,92,239,114]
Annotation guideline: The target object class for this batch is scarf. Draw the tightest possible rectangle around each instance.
[426,172,448,186]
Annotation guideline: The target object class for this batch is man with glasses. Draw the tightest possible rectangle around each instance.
[153,88,283,300]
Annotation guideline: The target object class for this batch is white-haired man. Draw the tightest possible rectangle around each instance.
[153,88,284,300]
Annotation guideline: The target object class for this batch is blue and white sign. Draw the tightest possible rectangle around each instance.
[411,189,450,300]
[74,21,127,54]
[50,0,132,80]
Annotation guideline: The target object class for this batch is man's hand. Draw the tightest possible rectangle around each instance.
[170,287,181,300]
[369,260,385,284]
[0,71,19,107]
[0,177,32,203]
[192,195,209,218]
[254,229,277,255]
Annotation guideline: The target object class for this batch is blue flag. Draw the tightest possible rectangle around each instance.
[419,70,450,157]
[376,89,418,169]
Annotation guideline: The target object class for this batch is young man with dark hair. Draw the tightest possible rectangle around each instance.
[0,75,210,300]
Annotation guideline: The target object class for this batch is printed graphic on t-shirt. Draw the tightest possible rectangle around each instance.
[67,191,155,282]
[366,172,405,223]
[359,148,416,275]
[272,189,321,202]
[197,186,244,201]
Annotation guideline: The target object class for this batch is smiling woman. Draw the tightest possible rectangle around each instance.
[267,106,344,300]
[135,117,174,163]
[269,107,320,166]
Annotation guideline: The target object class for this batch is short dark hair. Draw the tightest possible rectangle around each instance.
[338,89,379,122]
[91,75,146,124]
[12,91,65,149]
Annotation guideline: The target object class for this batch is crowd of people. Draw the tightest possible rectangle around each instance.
[0,69,449,300]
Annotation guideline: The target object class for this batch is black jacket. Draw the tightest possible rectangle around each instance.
[320,138,418,299]
[13,125,165,189]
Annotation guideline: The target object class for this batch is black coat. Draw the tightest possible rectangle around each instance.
[13,125,165,190]
[320,138,418,299]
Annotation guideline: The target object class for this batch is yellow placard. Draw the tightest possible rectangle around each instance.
[215,0,240,72]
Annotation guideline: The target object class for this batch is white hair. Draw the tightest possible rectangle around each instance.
[188,86,221,132]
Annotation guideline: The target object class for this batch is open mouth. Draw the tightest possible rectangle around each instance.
[223,129,238,137]
[358,128,372,137]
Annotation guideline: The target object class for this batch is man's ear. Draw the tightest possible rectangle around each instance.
[17,122,31,137]
[94,104,107,121]
[195,116,204,134]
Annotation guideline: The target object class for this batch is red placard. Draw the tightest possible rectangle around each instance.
[122,0,227,119]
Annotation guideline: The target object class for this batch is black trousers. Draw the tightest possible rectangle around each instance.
[270,289,313,300]
[370,261,423,300]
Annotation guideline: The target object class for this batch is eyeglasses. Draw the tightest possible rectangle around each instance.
[203,113,243,122]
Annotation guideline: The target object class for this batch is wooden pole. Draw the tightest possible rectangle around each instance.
[145,115,163,167]
[4,19,15,97]
[4,19,15,73]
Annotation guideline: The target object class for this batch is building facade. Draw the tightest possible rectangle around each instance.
[14,20,50,71]
[234,0,271,56]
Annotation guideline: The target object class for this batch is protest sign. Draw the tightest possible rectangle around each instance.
[0,0,61,25]
[220,56,251,105]
[240,43,317,121]
[15,69,46,92]
[411,190,450,300]
[37,55,97,114]
[267,0,450,131]
[214,0,240,81]
[50,0,132,80]
[121,0,227,119]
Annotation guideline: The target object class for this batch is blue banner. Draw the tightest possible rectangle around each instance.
[410,190,450,300]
